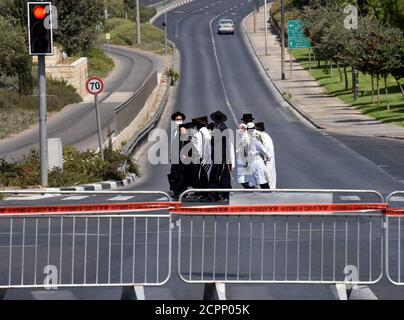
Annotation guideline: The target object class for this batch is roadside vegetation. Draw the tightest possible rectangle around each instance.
[0,77,82,139]
[270,0,404,126]
[0,143,141,188]
[102,18,168,55]
[86,48,115,78]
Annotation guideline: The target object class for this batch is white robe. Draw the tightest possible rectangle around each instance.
[246,134,272,187]
[191,127,212,165]
[257,131,277,189]
[236,130,250,184]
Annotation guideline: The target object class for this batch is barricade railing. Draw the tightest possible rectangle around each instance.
[0,190,177,290]
[174,189,386,285]
[385,191,404,286]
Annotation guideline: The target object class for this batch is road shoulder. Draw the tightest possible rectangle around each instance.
[242,6,404,140]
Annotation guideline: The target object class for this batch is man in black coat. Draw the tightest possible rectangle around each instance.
[208,111,235,202]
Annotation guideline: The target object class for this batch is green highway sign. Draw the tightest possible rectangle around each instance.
[288,19,312,49]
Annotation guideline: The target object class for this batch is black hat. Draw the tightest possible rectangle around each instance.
[210,111,227,123]
[192,116,208,128]
[171,112,186,121]
[255,122,266,132]
[179,122,194,130]
[241,113,255,122]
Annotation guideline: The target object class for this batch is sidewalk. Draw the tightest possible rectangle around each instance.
[243,8,404,140]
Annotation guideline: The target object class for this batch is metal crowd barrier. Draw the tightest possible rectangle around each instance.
[0,191,176,290]
[385,191,404,286]
[174,189,386,285]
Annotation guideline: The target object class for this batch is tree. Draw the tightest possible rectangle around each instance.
[389,37,404,97]
[0,0,29,27]
[53,0,104,55]
[0,15,32,95]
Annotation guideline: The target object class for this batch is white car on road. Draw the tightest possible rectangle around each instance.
[217,19,235,35]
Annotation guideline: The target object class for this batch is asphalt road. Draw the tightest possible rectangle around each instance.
[0,46,162,162]
[2,0,404,300]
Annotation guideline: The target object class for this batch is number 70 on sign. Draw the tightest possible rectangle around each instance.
[86,77,104,95]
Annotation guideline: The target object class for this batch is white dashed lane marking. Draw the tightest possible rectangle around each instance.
[107,196,136,202]
[4,195,58,201]
[61,196,90,201]
[340,196,361,201]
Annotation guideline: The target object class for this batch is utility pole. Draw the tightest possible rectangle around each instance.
[136,0,141,45]
[264,0,268,55]
[38,56,48,187]
[281,0,286,80]
[164,12,168,56]
[253,0,256,33]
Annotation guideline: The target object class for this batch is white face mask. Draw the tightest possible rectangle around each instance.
[175,120,183,126]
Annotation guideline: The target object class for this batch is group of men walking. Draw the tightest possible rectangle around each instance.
[167,110,276,201]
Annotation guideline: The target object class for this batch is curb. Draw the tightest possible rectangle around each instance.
[241,13,325,130]
[48,174,138,192]
[150,0,195,24]
[243,10,404,141]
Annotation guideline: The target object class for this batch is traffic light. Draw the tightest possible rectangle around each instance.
[28,2,53,56]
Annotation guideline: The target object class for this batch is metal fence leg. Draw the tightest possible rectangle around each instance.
[120,286,145,300]
[334,284,351,300]
[203,282,226,300]
[0,289,7,300]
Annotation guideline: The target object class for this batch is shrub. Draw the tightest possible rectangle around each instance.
[86,48,115,78]
[0,146,140,188]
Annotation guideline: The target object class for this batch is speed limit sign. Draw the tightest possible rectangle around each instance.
[86,77,104,95]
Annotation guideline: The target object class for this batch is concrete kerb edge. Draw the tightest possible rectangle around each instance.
[150,0,195,25]
[241,11,325,130]
[47,173,137,192]
[243,9,404,141]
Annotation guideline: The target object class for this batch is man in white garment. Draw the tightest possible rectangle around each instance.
[255,122,277,189]
[191,116,212,192]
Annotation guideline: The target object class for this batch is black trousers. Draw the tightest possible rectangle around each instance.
[209,164,231,200]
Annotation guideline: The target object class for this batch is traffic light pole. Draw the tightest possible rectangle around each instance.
[38,55,48,187]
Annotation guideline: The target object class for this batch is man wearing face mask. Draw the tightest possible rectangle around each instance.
[168,112,186,196]
[245,122,272,189]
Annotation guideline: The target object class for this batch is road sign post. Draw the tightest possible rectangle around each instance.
[106,33,111,56]
[281,0,285,80]
[86,77,105,160]
[287,19,312,80]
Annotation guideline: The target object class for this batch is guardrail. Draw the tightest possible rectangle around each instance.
[114,71,159,135]
[122,40,177,156]
[174,189,385,286]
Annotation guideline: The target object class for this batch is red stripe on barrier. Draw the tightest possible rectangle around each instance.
[170,203,388,215]
[0,202,181,216]
[385,209,404,216]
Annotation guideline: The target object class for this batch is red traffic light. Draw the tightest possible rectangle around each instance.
[33,6,46,20]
